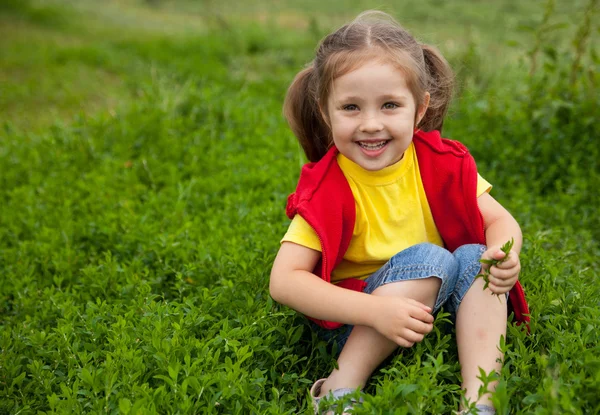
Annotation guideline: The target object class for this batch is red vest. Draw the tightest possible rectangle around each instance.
[286,130,530,330]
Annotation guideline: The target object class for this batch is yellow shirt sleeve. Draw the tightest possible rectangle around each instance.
[477,173,492,196]
[281,214,322,252]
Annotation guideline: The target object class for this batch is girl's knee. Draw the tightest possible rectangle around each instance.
[451,244,488,304]
[453,244,486,268]
[388,243,458,285]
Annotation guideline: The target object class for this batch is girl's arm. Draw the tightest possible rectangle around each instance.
[270,242,375,326]
[478,192,523,294]
[270,241,434,345]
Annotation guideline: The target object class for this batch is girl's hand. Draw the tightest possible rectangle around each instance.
[480,247,521,295]
[372,297,434,348]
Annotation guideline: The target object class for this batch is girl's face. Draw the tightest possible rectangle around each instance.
[324,61,429,171]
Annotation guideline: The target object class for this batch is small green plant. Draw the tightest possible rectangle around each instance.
[476,238,514,294]
[1,1,599,414]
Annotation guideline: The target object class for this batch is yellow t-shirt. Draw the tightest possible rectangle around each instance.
[282,142,491,282]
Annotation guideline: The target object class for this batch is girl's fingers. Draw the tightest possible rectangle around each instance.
[393,317,436,347]
[492,250,507,260]
[490,267,519,281]
[405,300,434,322]
[396,338,415,348]
[406,319,434,335]
[489,284,510,295]
[495,256,518,269]
[488,274,517,287]
[488,268,510,280]
[409,307,434,324]
[406,298,432,312]
[400,328,426,343]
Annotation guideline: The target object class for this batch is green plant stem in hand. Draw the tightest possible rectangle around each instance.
[476,238,514,296]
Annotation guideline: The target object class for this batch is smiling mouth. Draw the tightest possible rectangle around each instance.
[357,140,390,150]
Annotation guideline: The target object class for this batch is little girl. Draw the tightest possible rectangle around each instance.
[270,11,529,415]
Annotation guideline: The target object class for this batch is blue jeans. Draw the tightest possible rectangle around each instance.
[312,243,487,350]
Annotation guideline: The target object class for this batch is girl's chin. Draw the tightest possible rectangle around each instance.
[352,144,404,170]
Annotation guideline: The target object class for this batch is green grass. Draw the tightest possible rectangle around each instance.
[1,0,599,413]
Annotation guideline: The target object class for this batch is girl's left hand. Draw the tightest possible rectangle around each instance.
[480,247,521,295]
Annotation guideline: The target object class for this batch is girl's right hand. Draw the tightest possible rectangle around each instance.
[372,297,434,348]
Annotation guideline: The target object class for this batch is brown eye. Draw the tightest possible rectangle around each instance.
[383,102,399,110]
[343,104,359,111]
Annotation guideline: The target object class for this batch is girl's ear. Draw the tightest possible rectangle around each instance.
[416,92,431,126]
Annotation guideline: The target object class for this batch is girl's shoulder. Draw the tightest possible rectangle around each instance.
[286,146,348,219]
[413,130,471,157]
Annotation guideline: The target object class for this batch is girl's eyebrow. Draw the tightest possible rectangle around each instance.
[337,94,409,102]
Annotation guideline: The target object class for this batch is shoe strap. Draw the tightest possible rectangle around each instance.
[330,388,360,400]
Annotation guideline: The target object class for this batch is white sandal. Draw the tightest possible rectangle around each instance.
[310,378,363,415]
[456,405,496,415]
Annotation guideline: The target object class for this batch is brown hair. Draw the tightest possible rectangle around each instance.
[283,11,454,162]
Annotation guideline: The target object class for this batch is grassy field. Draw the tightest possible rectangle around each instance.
[1,0,599,414]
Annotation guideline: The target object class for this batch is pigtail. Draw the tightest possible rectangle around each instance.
[283,64,331,162]
[419,44,454,133]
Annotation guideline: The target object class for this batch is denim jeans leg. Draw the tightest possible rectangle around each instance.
[446,244,487,318]
[365,243,460,314]
[311,243,463,351]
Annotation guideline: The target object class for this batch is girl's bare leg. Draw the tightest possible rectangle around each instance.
[318,277,441,395]
[455,276,507,408]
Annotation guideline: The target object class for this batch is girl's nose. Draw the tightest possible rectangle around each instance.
[359,114,384,133]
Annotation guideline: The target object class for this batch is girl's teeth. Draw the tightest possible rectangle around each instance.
[359,141,387,150]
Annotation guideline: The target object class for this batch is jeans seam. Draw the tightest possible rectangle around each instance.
[451,247,485,304]
[385,265,450,282]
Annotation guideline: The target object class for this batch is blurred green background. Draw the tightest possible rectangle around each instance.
[1,1,599,414]
[1,0,594,131]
